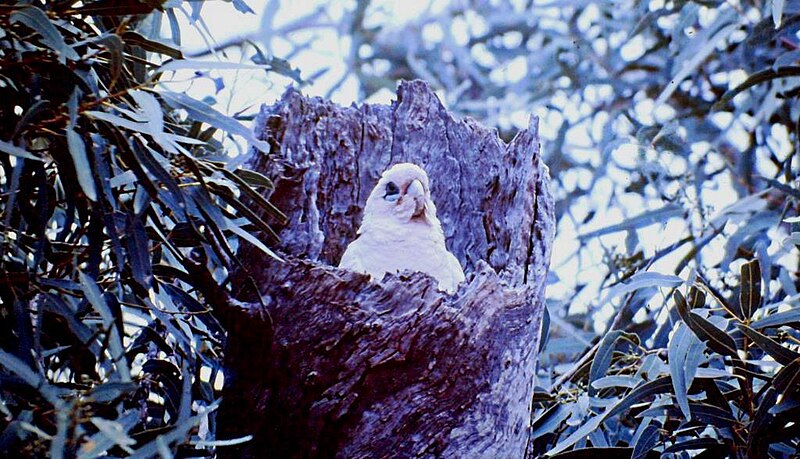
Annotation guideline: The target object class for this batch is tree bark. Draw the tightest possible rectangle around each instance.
[218,80,555,458]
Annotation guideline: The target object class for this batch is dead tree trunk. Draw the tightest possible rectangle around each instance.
[218,80,555,458]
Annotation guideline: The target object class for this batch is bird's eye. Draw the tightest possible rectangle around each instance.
[384,181,400,201]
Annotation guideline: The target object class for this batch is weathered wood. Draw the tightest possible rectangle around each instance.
[219,80,555,458]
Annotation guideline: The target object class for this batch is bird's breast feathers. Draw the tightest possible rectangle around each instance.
[339,221,464,293]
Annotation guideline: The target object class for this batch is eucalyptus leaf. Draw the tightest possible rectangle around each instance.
[579,205,684,240]
[738,324,800,365]
[751,306,800,328]
[66,92,98,201]
[631,423,659,459]
[657,8,739,105]
[588,330,625,396]
[739,260,762,320]
[545,413,605,456]
[773,0,786,28]
[10,6,80,61]
[0,140,42,161]
[668,323,703,420]
[159,91,270,152]
[79,272,130,382]
[600,272,683,306]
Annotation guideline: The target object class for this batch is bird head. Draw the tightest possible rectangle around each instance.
[362,163,438,228]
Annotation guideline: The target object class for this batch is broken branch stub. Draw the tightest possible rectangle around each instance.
[219,80,555,458]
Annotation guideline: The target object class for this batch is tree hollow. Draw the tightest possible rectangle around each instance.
[219,80,555,458]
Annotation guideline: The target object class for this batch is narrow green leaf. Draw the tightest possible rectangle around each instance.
[51,402,69,459]
[192,435,254,448]
[95,34,124,88]
[75,1,157,16]
[663,438,726,454]
[638,402,737,426]
[688,286,707,309]
[601,272,683,306]
[43,294,95,347]
[0,350,59,405]
[668,323,701,420]
[545,413,605,456]
[88,418,136,455]
[122,31,183,59]
[588,330,624,396]
[154,59,274,75]
[166,8,182,47]
[550,447,634,458]
[579,205,684,240]
[79,272,130,382]
[772,357,800,398]
[207,183,280,243]
[604,376,673,420]
[128,401,220,457]
[714,66,800,110]
[751,307,800,328]
[10,6,80,61]
[687,311,738,357]
[531,404,569,440]
[206,160,274,189]
[178,359,192,425]
[739,260,761,320]
[749,387,777,452]
[722,212,780,271]
[66,127,98,201]
[204,162,286,224]
[87,382,137,403]
[675,291,738,357]
[231,0,255,14]
[66,92,98,201]
[11,100,49,138]
[631,423,659,459]
[674,290,691,322]
[0,139,42,161]
[225,217,282,262]
[773,0,786,28]
[774,49,800,72]
[738,324,800,365]
[125,215,153,288]
[656,9,739,105]
[590,375,640,390]
[159,91,270,152]
[79,411,139,458]
[250,48,304,83]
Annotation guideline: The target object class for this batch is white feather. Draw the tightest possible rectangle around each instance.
[339,163,465,293]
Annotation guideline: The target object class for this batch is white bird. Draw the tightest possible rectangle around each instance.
[339,163,465,294]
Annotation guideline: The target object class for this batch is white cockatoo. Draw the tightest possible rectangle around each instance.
[339,163,465,294]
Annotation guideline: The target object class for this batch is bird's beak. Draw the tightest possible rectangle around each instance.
[406,179,426,217]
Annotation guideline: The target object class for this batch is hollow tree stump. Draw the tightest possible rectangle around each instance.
[218,80,555,458]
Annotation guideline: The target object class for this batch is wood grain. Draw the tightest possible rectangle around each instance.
[219,80,555,458]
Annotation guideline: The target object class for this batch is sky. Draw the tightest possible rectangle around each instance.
[173,0,398,107]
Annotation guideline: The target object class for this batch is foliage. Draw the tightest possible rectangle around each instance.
[311,0,800,456]
[5,0,800,456]
[0,0,286,456]
[530,260,800,457]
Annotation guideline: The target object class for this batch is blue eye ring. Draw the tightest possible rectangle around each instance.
[384,181,399,199]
